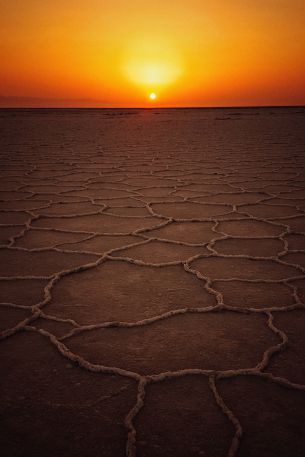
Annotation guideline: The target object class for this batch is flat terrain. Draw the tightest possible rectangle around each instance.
[1,107,305,457]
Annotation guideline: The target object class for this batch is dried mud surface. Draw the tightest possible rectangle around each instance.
[1,107,305,457]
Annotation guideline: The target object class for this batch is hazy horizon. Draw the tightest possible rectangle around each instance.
[1,96,305,110]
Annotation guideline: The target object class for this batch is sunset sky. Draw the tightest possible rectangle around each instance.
[1,0,305,107]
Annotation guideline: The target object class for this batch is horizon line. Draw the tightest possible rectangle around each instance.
[1,105,305,110]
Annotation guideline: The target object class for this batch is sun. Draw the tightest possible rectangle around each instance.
[149,92,157,100]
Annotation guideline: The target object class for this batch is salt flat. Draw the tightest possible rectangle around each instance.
[1,107,305,457]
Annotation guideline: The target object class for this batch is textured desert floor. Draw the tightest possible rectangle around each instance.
[1,107,305,457]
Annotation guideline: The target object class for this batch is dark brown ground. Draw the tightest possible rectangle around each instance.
[1,107,305,457]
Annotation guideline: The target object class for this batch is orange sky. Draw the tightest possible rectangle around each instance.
[1,0,305,107]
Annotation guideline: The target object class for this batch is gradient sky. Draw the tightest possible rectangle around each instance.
[1,0,305,107]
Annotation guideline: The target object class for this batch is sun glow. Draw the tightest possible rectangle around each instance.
[122,37,182,104]
[125,60,181,86]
